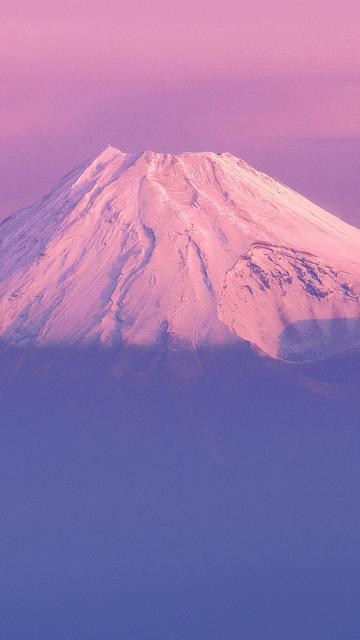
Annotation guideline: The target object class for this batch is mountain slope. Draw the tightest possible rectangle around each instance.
[1,146,360,360]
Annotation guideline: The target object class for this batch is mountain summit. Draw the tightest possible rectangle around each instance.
[1,147,360,361]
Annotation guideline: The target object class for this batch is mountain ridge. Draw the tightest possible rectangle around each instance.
[1,147,360,361]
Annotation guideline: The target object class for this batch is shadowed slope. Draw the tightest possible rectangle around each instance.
[2,341,360,639]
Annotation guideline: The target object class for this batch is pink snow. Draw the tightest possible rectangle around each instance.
[1,146,360,361]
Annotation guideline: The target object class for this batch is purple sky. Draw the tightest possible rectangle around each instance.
[1,0,359,223]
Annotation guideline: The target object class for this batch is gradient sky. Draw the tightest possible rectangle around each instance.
[1,0,359,222]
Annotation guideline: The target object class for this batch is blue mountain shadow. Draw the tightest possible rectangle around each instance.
[1,340,360,639]
[278,316,360,363]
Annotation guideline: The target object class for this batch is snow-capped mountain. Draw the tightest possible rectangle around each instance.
[1,146,360,361]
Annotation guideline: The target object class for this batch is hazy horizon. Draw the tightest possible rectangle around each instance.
[1,0,360,224]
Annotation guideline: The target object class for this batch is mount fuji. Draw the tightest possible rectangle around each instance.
[1,146,360,362]
[3,148,360,640]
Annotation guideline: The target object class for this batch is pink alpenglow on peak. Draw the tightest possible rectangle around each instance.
[1,147,360,361]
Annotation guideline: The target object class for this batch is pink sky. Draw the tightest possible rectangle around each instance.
[1,0,359,221]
